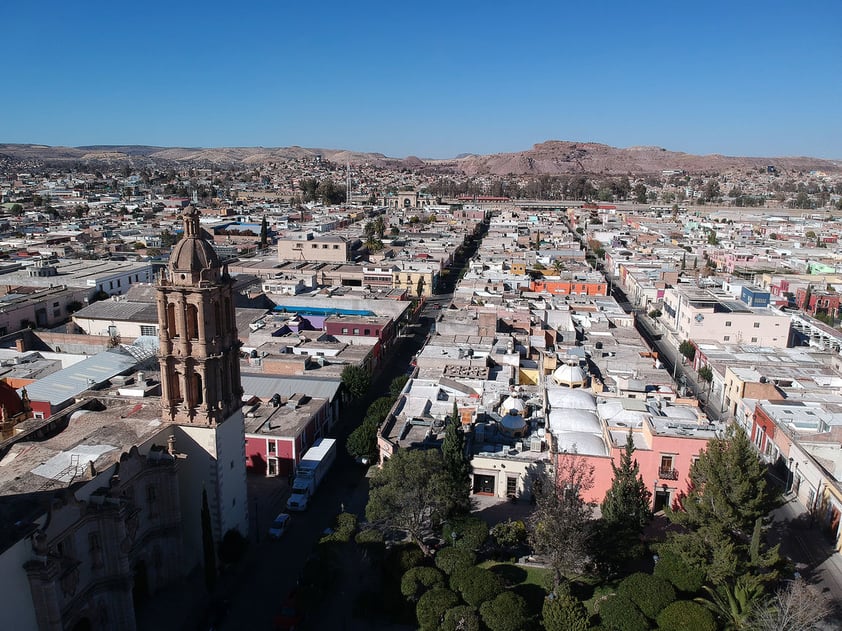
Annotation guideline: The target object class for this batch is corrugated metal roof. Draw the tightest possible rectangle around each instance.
[20,349,139,405]
[73,300,158,323]
[241,373,342,402]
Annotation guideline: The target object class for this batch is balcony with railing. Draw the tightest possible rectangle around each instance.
[658,468,679,480]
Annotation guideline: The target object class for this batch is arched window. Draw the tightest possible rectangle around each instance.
[186,304,199,340]
[194,373,203,406]
[167,303,177,337]
[171,372,182,402]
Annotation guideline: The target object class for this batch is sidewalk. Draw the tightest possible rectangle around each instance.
[769,495,842,627]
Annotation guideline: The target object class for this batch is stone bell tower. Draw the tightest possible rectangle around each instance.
[157,205,243,425]
[156,205,249,561]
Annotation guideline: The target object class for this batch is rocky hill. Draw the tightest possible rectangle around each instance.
[1,141,839,176]
[440,141,842,176]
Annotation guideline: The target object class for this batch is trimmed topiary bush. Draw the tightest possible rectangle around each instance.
[435,547,476,576]
[542,582,589,631]
[597,594,650,631]
[385,543,425,581]
[416,587,461,631]
[443,515,489,551]
[449,566,504,608]
[657,600,716,631]
[401,566,446,602]
[479,591,529,631]
[617,572,676,619]
[442,605,481,631]
[653,550,705,594]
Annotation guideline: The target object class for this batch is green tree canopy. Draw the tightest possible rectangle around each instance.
[366,449,460,554]
[441,416,471,515]
[341,364,371,400]
[479,591,529,631]
[542,582,589,631]
[662,424,779,584]
[416,587,460,631]
[601,431,652,531]
[679,339,696,361]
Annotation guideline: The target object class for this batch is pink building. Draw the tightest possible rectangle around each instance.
[549,388,718,511]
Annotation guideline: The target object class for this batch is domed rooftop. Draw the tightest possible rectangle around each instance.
[549,409,601,435]
[168,206,222,285]
[547,387,596,411]
[499,412,527,437]
[500,394,526,416]
[552,363,587,387]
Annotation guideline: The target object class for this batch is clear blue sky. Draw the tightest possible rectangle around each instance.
[2,0,840,159]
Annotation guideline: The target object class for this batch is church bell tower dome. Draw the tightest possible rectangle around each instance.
[168,205,223,286]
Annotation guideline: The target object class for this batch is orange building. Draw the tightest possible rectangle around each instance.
[530,278,607,296]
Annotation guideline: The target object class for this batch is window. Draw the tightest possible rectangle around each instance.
[268,442,276,454]
[751,337,758,343]
[53,301,60,307]
[725,321,732,327]
[364,329,370,335]
[140,325,156,336]
[342,327,348,334]
[724,335,730,341]
[353,328,360,335]
[753,322,760,328]
[333,245,339,249]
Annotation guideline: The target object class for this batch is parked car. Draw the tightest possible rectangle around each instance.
[268,513,291,539]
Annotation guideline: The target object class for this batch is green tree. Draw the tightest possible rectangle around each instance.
[529,455,594,586]
[479,591,529,631]
[201,488,217,592]
[698,365,713,395]
[490,519,527,549]
[653,549,705,593]
[442,605,481,631]
[389,374,409,398]
[597,594,649,631]
[633,183,648,204]
[449,566,503,608]
[367,449,459,554]
[341,364,370,400]
[346,418,378,463]
[679,339,696,362]
[259,215,268,248]
[434,547,476,576]
[595,432,652,575]
[542,582,589,631]
[416,587,461,631]
[657,600,716,631]
[663,425,778,583]
[441,414,471,515]
[618,572,677,620]
[401,566,445,602]
[602,431,652,530]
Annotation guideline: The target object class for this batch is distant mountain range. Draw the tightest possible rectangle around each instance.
[1,141,839,176]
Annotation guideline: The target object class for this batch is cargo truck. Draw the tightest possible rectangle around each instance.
[286,438,336,511]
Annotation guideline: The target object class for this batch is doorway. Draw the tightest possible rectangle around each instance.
[473,474,495,495]
[653,489,671,513]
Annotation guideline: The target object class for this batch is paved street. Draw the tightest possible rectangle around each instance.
[769,495,842,627]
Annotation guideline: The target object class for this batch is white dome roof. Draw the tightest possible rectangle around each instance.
[549,409,601,434]
[500,395,526,415]
[547,387,597,411]
[555,431,608,456]
[553,363,587,386]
